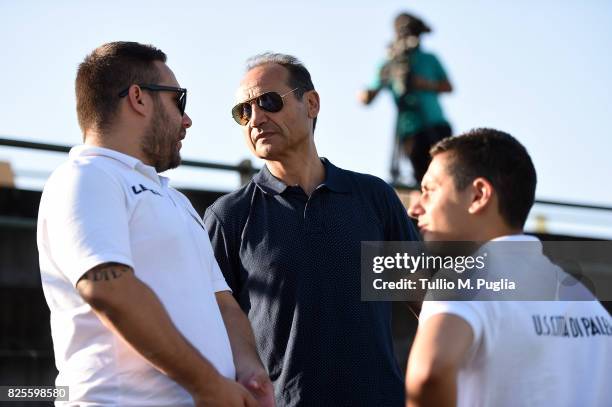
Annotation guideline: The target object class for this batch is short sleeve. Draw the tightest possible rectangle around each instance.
[202,225,232,294]
[419,301,483,360]
[383,184,420,242]
[172,191,232,294]
[41,163,134,286]
[430,54,449,82]
[202,207,240,293]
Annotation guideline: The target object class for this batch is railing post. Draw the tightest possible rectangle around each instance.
[238,159,254,186]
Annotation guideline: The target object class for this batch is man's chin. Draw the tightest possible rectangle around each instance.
[156,155,181,173]
[168,154,181,170]
[422,230,460,242]
[421,230,437,242]
[254,146,280,161]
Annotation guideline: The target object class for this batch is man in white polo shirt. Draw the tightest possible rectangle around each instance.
[37,42,273,407]
[405,128,611,406]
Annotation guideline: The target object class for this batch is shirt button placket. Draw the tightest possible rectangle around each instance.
[304,191,324,235]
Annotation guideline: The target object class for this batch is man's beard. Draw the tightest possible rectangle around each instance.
[141,101,182,173]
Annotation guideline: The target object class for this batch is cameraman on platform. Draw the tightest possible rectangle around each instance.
[359,12,453,185]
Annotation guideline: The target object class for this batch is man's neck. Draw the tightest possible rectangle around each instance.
[476,225,523,242]
[84,128,148,165]
[266,151,325,196]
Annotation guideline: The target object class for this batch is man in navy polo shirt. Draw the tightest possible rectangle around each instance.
[203,52,419,406]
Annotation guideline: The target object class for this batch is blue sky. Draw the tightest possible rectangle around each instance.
[1,0,611,210]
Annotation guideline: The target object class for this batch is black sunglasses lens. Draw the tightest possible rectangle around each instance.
[258,92,283,113]
[178,90,187,115]
[231,92,284,126]
[232,103,252,125]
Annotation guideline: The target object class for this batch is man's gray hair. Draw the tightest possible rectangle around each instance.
[246,52,318,130]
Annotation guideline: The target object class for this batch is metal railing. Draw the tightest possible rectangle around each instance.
[0,136,260,185]
[2,136,612,213]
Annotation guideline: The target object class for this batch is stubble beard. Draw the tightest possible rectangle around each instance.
[141,101,182,173]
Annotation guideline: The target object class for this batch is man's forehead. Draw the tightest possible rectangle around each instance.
[424,153,451,185]
[155,61,180,86]
[235,64,289,102]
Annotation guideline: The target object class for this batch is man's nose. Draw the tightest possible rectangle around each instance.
[407,191,423,219]
[249,103,268,127]
[183,112,193,128]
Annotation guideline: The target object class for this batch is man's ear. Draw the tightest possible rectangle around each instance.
[305,90,320,119]
[468,177,494,215]
[126,85,149,117]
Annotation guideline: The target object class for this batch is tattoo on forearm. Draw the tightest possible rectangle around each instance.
[83,263,130,282]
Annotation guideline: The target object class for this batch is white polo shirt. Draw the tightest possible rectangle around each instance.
[419,235,612,407]
[37,145,236,406]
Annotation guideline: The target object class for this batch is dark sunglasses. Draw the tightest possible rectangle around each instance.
[231,88,299,126]
[119,84,187,116]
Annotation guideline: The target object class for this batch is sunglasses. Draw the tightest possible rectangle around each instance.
[231,88,300,126]
[119,84,187,116]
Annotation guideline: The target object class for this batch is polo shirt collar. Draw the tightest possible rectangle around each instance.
[321,158,350,193]
[69,144,167,186]
[253,157,350,195]
[253,164,287,195]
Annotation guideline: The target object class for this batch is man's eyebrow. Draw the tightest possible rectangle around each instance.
[235,92,253,104]
[237,94,255,104]
[421,178,437,189]
[238,85,270,103]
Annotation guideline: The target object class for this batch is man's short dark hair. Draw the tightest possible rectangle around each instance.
[75,41,167,136]
[245,52,318,131]
[430,128,537,229]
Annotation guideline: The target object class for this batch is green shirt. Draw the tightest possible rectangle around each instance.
[371,47,450,138]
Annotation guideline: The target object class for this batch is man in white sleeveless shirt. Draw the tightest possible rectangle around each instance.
[405,128,611,407]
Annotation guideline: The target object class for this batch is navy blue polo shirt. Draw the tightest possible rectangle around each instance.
[203,158,419,407]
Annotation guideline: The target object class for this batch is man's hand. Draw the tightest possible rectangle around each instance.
[237,362,275,407]
[357,89,378,105]
[193,376,258,407]
[216,291,275,407]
